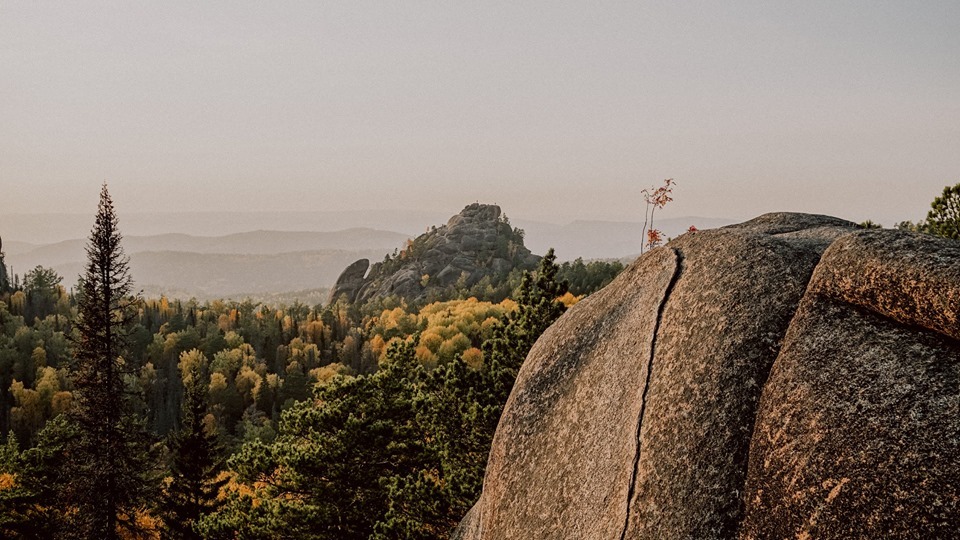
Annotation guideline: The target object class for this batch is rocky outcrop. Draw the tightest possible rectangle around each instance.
[476,247,679,539]
[740,231,960,538]
[456,213,959,539]
[327,258,369,305]
[329,204,538,305]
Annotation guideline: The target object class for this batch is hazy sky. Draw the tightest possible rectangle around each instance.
[1,1,958,226]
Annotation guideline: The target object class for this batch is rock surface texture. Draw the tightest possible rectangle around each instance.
[328,258,370,305]
[454,213,959,540]
[329,204,538,305]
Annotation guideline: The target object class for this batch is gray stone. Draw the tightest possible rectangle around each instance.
[723,212,856,235]
[491,258,512,275]
[335,203,537,305]
[450,503,481,540]
[475,246,679,540]
[802,230,960,340]
[461,235,482,252]
[740,231,960,539]
[456,214,960,539]
[626,226,840,538]
[326,258,369,304]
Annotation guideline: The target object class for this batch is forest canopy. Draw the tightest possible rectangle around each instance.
[0,187,622,538]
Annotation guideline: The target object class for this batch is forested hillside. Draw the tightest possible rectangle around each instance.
[0,189,622,538]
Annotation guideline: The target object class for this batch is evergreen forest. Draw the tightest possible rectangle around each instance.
[0,186,622,539]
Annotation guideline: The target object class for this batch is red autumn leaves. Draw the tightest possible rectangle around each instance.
[641,178,675,252]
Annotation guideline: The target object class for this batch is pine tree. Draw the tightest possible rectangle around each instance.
[483,247,568,400]
[67,184,152,539]
[159,361,225,539]
[0,236,9,294]
[924,182,960,240]
[200,338,426,539]
[378,248,569,537]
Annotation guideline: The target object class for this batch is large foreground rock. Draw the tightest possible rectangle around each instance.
[457,214,959,539]
[478,246,678,539]
[741,231,960,538]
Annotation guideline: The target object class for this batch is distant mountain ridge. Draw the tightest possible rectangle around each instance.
[5,229,408,301]
[0,211,449,244]
[47,249,391,301]
[7,228,407,271]
[3,211,734,300]
[3,210,733,255]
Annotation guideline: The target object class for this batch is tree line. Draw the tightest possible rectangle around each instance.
[4,181,952,538]
[0,185,613,538]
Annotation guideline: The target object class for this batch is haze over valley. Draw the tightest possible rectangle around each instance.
[4,210,733,300]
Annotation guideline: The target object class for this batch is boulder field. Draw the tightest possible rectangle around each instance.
[454,213,958,539]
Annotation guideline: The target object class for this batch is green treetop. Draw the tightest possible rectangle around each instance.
[924,182,960,240]
[159,357,225,539]
[0,236,9,294]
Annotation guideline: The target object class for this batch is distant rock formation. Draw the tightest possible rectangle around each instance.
[454,213,959,539]
[329,258,370,305]
[328,204,539,305]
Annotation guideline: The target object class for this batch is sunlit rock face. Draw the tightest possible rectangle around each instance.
[454,213,959,540]
[741,230,960,539]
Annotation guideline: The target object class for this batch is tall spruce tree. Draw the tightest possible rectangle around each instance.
[482,247,568,403]
[68,184,151,538]
[159,361,225,539]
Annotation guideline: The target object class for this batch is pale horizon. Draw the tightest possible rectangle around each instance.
[2,2,958,228]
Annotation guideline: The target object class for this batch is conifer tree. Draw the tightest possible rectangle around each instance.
[0,417,77,538]
[159,361,225,539]
[379,248,569,537]
[0,236,9,294]
[0,431,31,536]
[67,184,152,538]
[483,247,568,399]
[924,182,960,240]
[200,338,425,539]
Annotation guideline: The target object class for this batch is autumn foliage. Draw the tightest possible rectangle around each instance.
[0,186,628,539]
[641,178,675,252]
